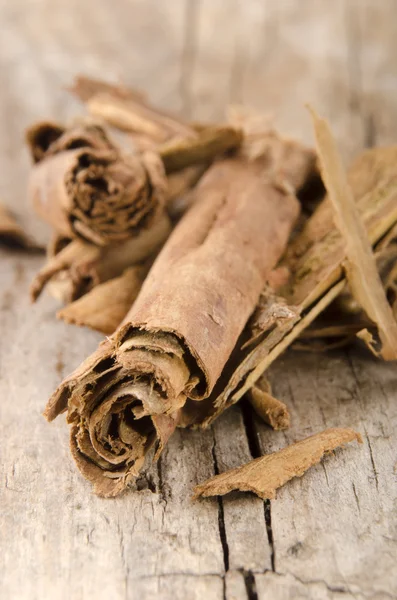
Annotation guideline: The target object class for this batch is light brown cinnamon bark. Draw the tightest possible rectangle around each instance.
[45,134,313,496]
[311,109,397,359]
[297,223,397,351]
[57,266,146,334]
[30,213,170,302]
[70,75,195,143]
[159,125,243,173]
[193,428,362,500]
[247,376,290,430]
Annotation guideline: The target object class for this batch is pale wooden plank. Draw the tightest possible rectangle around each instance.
[0,256,226,600]
[225,571,249,600]
[1,1,397,599]
[132,575,224,600]
[255,349,397,598]
[255,571,364,600]
[189,0,365,158]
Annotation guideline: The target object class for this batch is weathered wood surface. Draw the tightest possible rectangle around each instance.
[1,1,397,599]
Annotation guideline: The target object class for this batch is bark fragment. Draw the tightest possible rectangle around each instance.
[247,376,290,430]
[57,265,147,335]
[310,108,397,360]
[30,214,170,302]
[193,428,362,500]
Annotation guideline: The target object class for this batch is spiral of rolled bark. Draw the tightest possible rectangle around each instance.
[29,147,167,246]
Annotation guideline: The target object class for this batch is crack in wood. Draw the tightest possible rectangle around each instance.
[157,454,165,499]
[321,461,330,488]
[241,403,277,573]
[364,431,379,492]
[211,431,230,573]
[352,482,361,514]
[242,570,258,600]
[264,501,276,573]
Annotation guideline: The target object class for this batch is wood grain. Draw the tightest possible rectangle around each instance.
[1,1,396,599]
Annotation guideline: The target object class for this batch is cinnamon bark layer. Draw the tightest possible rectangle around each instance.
[31,214,170,302]
[45,136,313,496]
[57,266,146,335]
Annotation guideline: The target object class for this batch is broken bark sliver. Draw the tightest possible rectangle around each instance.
[193,428,362,500]
[57,266,146,335]
[247,376,290,430]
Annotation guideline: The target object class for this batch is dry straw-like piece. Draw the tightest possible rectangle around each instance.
[310,108,397,360]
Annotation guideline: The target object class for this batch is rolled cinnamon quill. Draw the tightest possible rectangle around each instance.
[45,135,314,496]
[27,117,241,248]
[29,147,167,246]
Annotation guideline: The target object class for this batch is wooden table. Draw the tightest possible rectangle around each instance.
[1,1,396,598]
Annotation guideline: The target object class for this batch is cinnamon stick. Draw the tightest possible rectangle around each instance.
[44,133,313,496]
[29,147,167,246]
[70,75,195,143]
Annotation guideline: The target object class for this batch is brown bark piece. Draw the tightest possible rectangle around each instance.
[30,213,170,302]
[247,376,290,430]
[69,75,147,104]
[26,120,115,163]
[193,428,362,500]
[71,75,195,142]
[45,134,313,496]
[57,266,146,334]
[159,125,243,173]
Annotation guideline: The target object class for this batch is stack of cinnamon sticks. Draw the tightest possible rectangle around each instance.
[21,76,397,499]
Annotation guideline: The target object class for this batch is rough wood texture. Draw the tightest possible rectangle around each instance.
[1,1,396,599]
